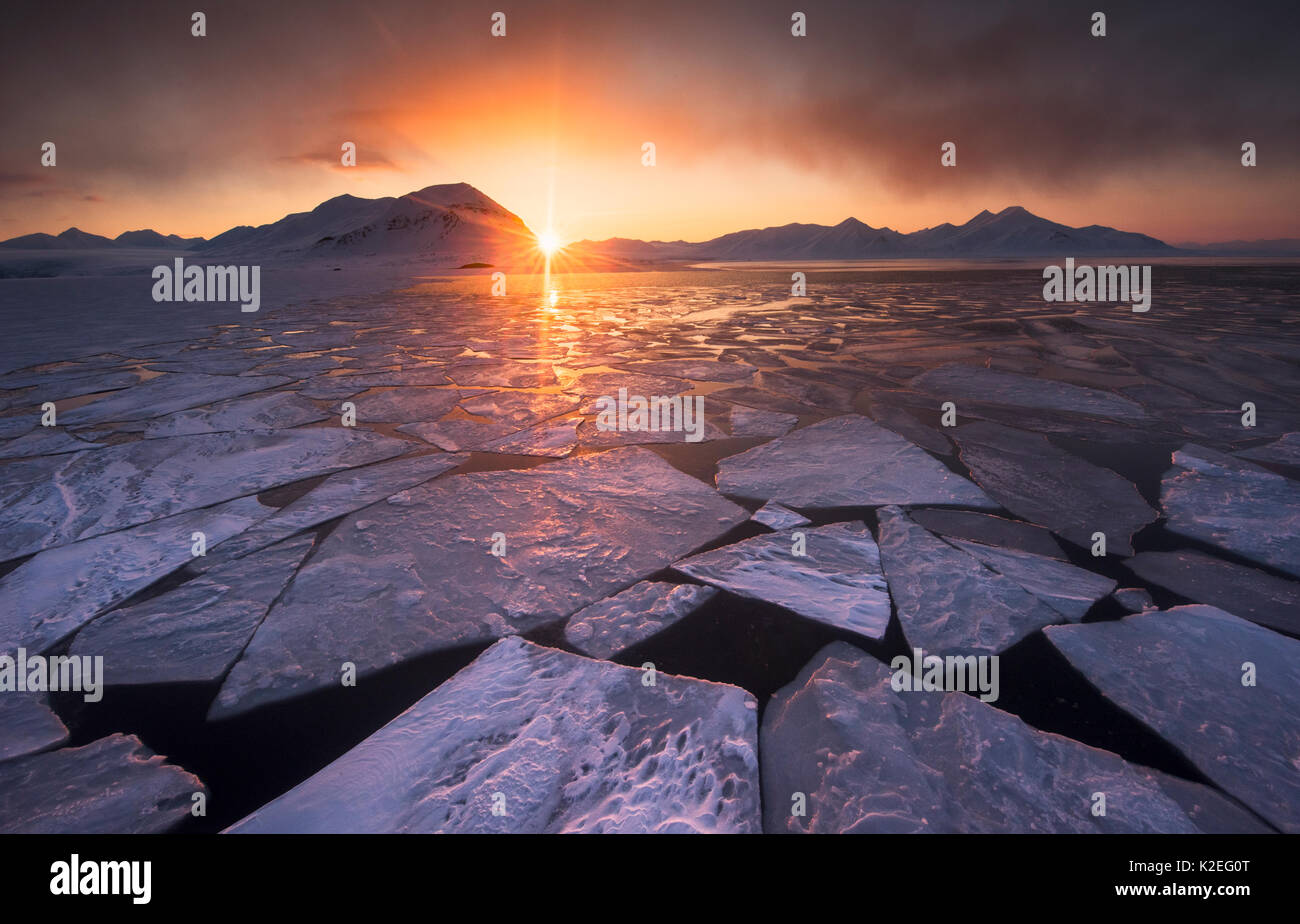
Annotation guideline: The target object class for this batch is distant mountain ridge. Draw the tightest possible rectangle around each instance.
[0,227,202,251]
[574,205,1184,261]
[3,184,1296,261]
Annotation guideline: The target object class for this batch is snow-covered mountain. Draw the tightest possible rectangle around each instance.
[574,206,1179,261]
[195,182,536,264]
[11,193,1283,265]
[0,227,202,250]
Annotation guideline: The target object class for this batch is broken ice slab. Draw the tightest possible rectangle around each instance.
[0,427,104,459]
[673,522,892,641]
[0,694,68,763]
[760,642,1264,833]
[0,427,410,561]
[952,422,1157,554]
[57,372,291,427]
[445,359,557,388]
[1112,587,1155,614]
[226,637,760,833]
[727,404,797,438]
[750,501,810,531]
[0,496,268,653]
[1124,549,1300,637]
[1235,432,1300,467]
[333,386,464,423]
[908,508,1066,560]
[564,371,691,400]
[864,397,952,456]
[1045,606,1300,833]
[190,452,467,574]
[0,415,36,440]
[876,506,1068,656]
[709,385,822,417]
[1160,444,1300,579]
[716,414,995,509]
[943,539,1115,620]
[911,363,1147,420]
[141,390,328,437]
[575,415,727,448]
[210,448,747,719]
[615,358,757,382]
[459,390,582,427]
[564,581,718,659]
[485,418,581,457]
[0,733,203,833]
[69,535,314,686]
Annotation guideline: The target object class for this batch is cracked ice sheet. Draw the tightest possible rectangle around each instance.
[1160,444,1300,579]
[0,694,68,763]
[1124,550,1300,637]
[952,421,1157,555]
[727,404,796,438]
[190,452,467,573]
[69,535,315,687]
[226,637,760,833]
[750,501,810,531]
[210,448,747,719]
[0,427,410,561]
[876,506,1068,656]
[911,363,1147,420]
[1046,606,1300,833]
[1235,432,1300,467]
[139,390,328,437]
[0,495,269,652]
[0,427,104,459]
[673,522,891,640]
[760,642,1265,833]
[334,387,465,424]
[0,733,203,834]
[943,539,1116,620]
[57,372,291,427]
[715,414,994,509]
[564,582,718,659]
[907,508,1066,560]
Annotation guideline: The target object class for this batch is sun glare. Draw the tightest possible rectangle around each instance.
[537,229,561,256]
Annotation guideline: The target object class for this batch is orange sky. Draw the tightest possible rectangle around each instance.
[2,1,1297,245]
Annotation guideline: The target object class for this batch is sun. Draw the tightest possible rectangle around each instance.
[536,229,561,256]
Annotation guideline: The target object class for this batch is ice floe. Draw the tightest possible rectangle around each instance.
[0,733,202,833]
[564,582,718,659]
[226,637,760,833]
[0,427,409,560]
[1046,606,1300,833]
[952,422,1156,554]
[674,522,892,640]
[210,448,747,718]
[876,506,1068,655]
[716,415,994,509]
[760,642,1260,833]
[69,535,315,686]
[1124,550,1300,637]
[0,496,268,652]
[1160,444,1300,578]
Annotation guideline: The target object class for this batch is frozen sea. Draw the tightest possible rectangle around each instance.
[0,261,1297,833]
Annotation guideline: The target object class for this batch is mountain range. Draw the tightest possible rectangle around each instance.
[3,182,1297,264]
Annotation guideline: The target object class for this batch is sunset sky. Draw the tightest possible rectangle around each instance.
[2,0,1297,245]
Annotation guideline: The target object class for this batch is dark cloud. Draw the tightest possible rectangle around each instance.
[0,0,1295,235]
